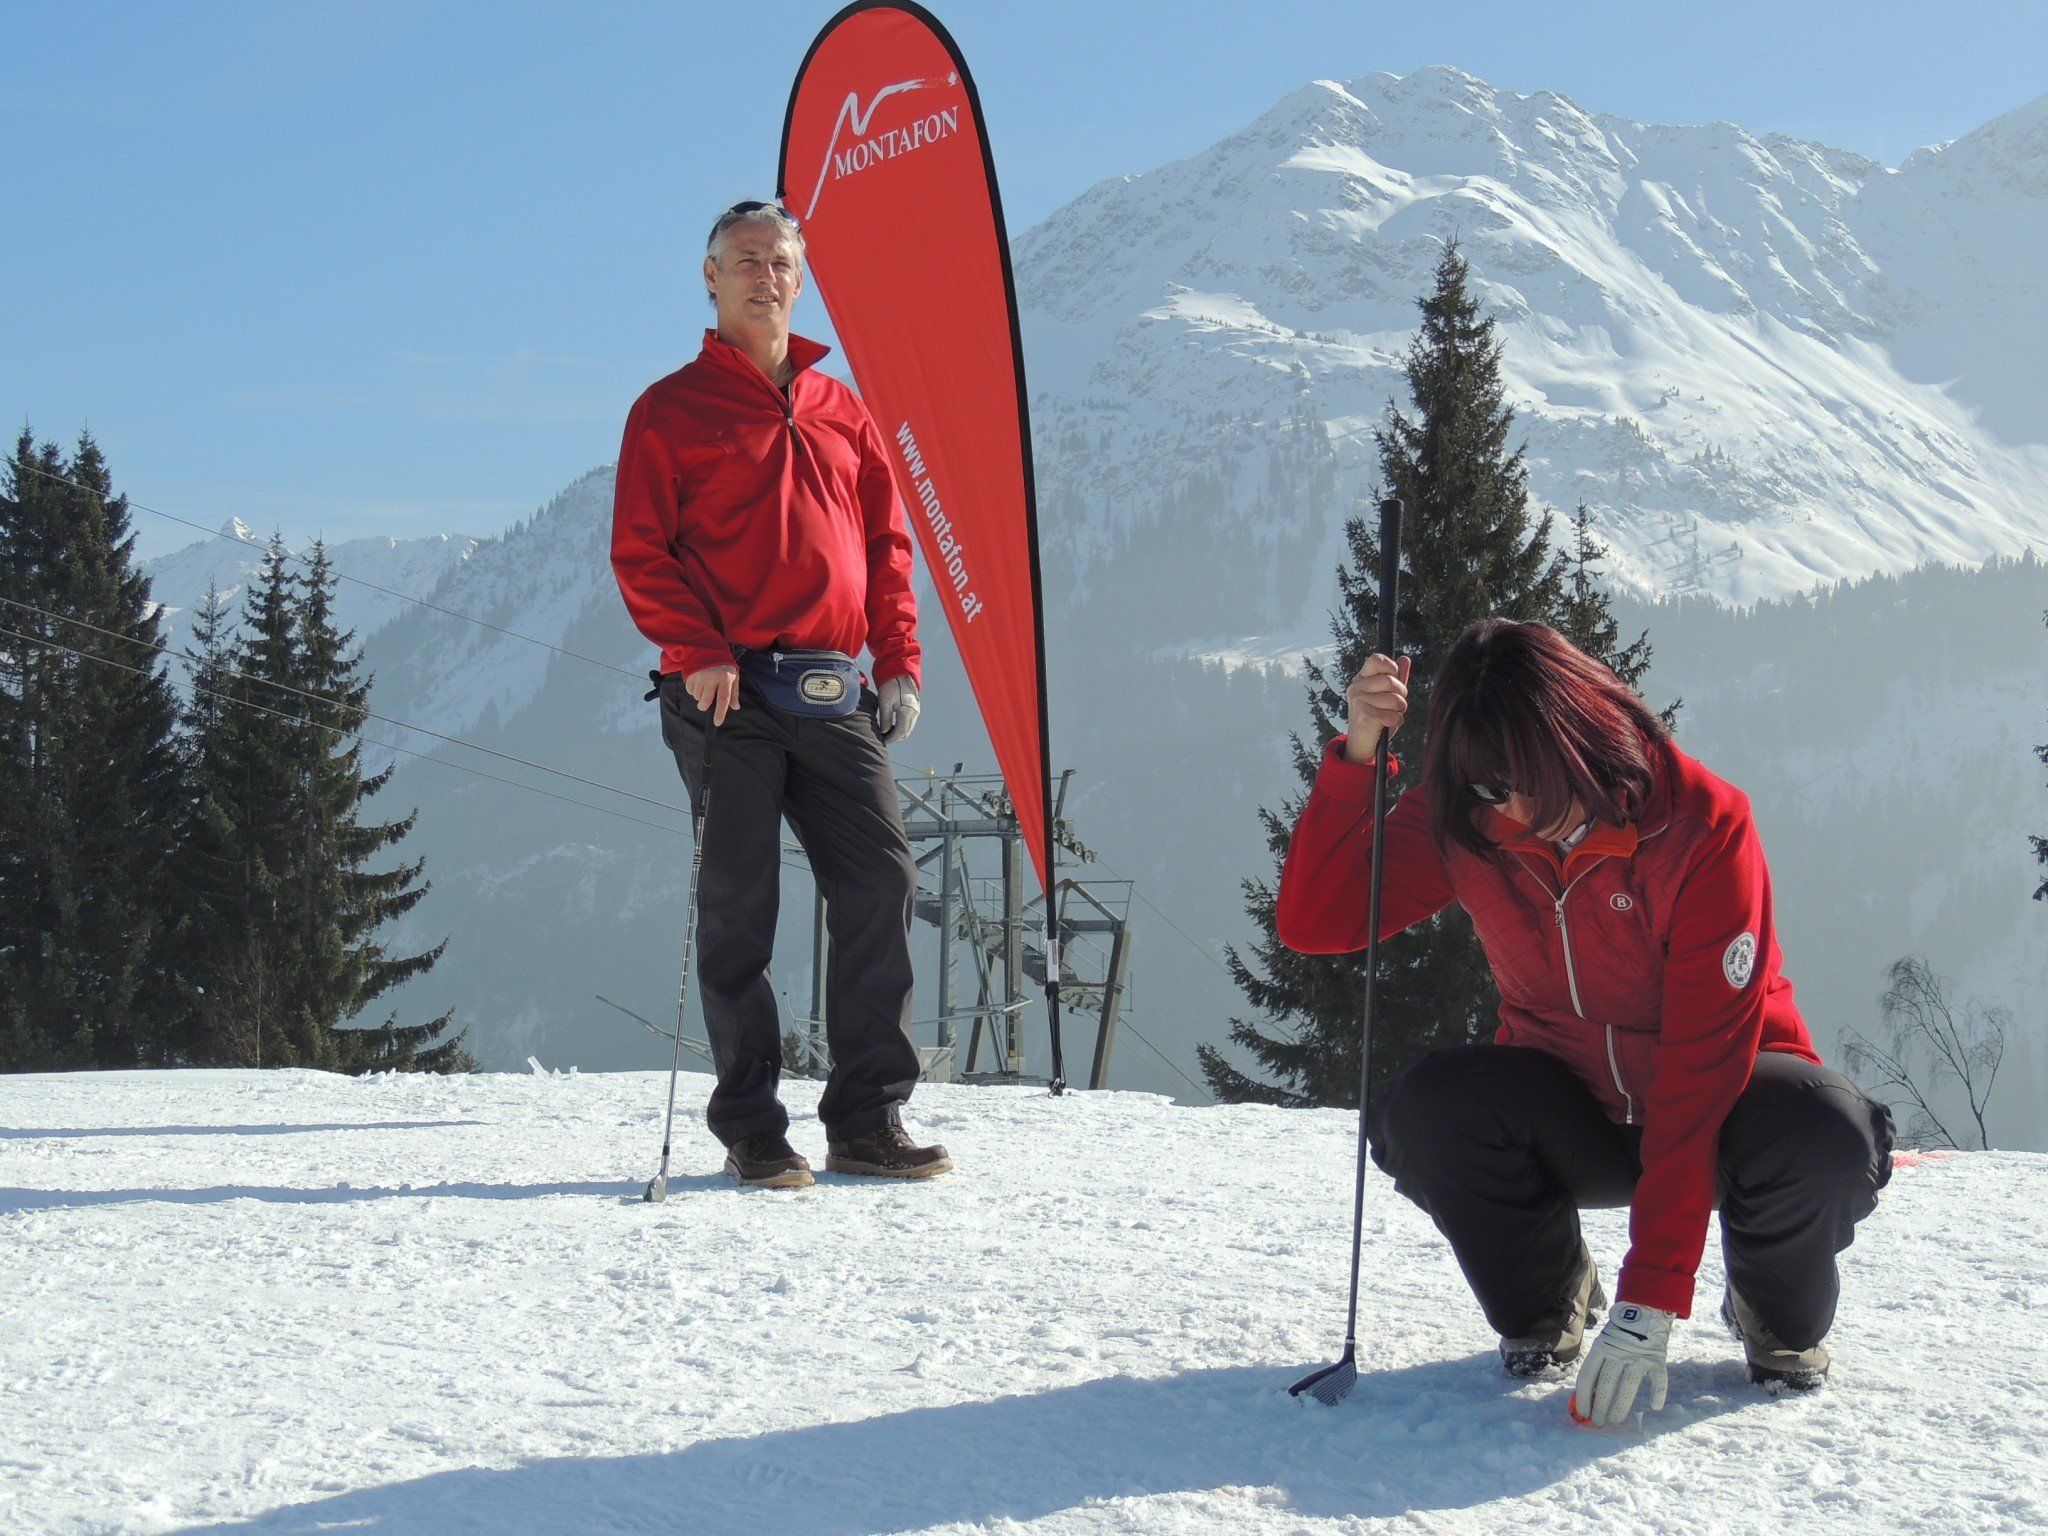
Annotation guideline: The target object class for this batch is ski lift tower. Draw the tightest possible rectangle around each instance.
[786,765,1134,1089]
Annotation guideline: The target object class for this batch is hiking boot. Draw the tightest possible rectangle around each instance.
[824,1124,952,1179]
[1721,1284,1829,1390]
[722,1132,814,1190]
[1499,1244,1606,1377]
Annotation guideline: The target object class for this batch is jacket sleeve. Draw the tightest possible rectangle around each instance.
[1616,802,1774,1317]
[1275,737,1456,954]
[609,393,731,677]
[854,409,921,688]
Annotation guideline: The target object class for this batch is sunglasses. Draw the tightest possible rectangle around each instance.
[713,199,802,231]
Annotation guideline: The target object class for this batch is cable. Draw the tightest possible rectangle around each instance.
[1088,851,1237,982]
[0,623,694,838]
[11,460,644,682]
[0,594,692,818]
[1112,1011,1216,1103]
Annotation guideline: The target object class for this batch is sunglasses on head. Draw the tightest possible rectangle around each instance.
[715,199,801,229]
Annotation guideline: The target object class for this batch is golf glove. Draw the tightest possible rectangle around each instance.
[877,675,920,745]
[1571,1302,1672,1428]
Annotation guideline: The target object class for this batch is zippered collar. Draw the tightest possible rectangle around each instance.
[698,328,832,394]
[1483,735,1683,884]
[1489,812,1638,885]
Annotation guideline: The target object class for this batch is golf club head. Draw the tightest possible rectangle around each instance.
[643,1175,667,1204]
[1290,1347,1360,1406]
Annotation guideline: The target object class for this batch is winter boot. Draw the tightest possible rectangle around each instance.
[1499,1243,1606,1377]
[723,1132,815,1190]
[824,1124,952,1179]
[1721,1284,1829,1390]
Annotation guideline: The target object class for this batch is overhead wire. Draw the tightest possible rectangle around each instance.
[0,623,691,839]
[0,593,693,818]
[11,460,644,682]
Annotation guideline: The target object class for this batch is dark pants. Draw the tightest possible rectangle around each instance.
[659,675,922,1146]
[1368,1045,1894,1348]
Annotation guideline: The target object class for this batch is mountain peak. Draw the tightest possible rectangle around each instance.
[217,516,254,543]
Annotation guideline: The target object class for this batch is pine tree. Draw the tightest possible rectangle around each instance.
[0,430,188,1070]
[1559,503,1679,727]
[1202,244,1652,1107]
[2034,606,2046,906]
[170,582,267,1064]
[289,541,468,1072]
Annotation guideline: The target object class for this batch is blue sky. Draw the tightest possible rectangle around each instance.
[6,0,2044,559]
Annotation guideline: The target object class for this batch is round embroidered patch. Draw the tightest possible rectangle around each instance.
[1610,893,1634,912]
[1723,932,1757,989]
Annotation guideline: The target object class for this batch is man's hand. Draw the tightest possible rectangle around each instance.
[1570,1303,1673,1428]
[877,675,920,745]
[685,663,741,726]
[1344,653,1411,764]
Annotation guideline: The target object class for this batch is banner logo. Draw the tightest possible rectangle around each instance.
[801,75,962,219]
[896,421,986,623]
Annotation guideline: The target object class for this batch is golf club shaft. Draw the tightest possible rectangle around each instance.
[1341,495,1403,1346]
[653,718,719,1191]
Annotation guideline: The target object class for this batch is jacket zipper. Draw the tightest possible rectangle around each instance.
[1545,859,1637,1126]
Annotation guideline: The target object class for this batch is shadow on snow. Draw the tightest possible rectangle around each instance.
[170,1357,1754,1534]
[0,1120,482,1140]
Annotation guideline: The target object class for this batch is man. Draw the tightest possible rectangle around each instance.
[611,198,950,1189]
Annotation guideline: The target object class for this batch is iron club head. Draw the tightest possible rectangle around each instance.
[643,1176,667,1204]
[1290,1346,1360,1406]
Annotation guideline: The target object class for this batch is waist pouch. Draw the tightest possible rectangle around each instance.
[736,647,862,717]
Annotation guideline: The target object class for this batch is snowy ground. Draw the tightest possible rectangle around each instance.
[3,1069,2044,1536]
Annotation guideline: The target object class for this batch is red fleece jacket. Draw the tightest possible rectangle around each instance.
[611,329,920,686]
[1277,735,1819,1318]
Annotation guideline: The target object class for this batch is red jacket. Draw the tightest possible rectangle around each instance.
[1277,734,1819,1318]
[611,330,921,685]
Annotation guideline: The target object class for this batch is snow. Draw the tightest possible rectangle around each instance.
[5,1069,2044,1535]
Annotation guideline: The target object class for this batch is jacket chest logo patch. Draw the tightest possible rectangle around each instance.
[1609,893,1634,912]
[1723,932,1757,989]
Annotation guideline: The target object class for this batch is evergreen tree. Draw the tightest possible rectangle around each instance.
[1202,244,1653,1107]
[170,582,268,1064]
[0,430,187,1070]
[1559,503,1679,727]
[2035,607,2046,906]
[289,541,467,1072]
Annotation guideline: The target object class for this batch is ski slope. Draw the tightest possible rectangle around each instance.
[4,1068,2043,1535]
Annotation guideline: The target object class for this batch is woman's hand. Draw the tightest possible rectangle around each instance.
[1344,653,1411,764]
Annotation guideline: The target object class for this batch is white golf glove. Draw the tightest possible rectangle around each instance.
[1571,1302,1672,1428]
[877,675,920,745]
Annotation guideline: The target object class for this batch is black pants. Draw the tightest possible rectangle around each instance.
[1369,1045,1894,1348]
[659,676,922,1146]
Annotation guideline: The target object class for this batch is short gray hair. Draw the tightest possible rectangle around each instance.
[705,200,806,263]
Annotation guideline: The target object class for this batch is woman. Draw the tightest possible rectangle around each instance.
[1277,619,1893,1426]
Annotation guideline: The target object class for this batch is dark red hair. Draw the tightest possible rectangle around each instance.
[1422,620,1670,857]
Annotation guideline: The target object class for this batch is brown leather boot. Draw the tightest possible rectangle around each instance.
[722,1132,815,1190]
[1499,1244,1606,1377]
[824,1124,952,1179]
[1721,1284,1829,1390]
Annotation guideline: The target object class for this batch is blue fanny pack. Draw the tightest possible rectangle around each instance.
[736,647,863,718]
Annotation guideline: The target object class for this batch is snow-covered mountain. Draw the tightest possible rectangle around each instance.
[6,1068,2045,1534]
[141,521,482,660]
[156,71,2048,1144]
[1019,68,2048,658]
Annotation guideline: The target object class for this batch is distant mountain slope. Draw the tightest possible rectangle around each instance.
[1015,68,2048,655]
[142,521,480,660]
